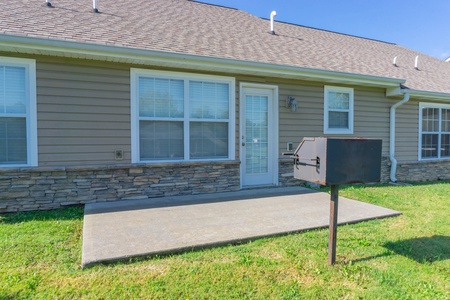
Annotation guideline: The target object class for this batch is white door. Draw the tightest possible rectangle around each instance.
[240,84,278,187]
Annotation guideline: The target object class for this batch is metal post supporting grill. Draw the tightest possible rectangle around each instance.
[290,137,382,264]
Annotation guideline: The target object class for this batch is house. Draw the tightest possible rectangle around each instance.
[1,0,449,212]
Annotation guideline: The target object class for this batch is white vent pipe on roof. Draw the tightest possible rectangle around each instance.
[93,0,99,13]
[415,56,419,69]
[45,0,51,7]
[393,56,398,67]
[270,11,277,34]
[389,91,410,182]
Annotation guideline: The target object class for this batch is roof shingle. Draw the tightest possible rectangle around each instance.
[1,0,449,94]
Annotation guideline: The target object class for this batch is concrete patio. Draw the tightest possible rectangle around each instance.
[82,187,400,268]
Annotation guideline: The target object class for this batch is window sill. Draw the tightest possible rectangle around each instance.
[418,157,450,163]
[323,130,354,135]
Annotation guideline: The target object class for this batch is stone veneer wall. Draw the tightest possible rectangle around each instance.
[380,156,391,183]
[1,158,448,213]
[0,161,240,213]
[279,157,392,186]
[279,156,450,185]
[395,159,450,182]
[278,159,305,187]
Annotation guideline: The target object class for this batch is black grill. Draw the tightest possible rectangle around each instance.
[293,137,382,185]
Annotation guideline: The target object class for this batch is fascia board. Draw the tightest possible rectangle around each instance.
[0,34,405,88]
[408,89,450,102]
[387,86,450,102]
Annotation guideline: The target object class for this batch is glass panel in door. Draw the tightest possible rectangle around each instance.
[245,95,269,176]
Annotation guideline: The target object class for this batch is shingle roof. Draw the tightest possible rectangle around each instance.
[1,0,450,94]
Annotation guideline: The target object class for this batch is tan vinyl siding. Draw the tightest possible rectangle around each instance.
[278,83,324,153]
[234,76,392,159]
[37,60,131,166]
[31,56,404,167]
[395,101,419,162]
[277,82,391,157]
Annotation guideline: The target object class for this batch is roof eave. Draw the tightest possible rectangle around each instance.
[387,86,450,102]
[0,34,405,88]
[409,89,450,102]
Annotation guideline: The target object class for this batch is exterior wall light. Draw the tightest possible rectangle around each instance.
[286,96,298,112]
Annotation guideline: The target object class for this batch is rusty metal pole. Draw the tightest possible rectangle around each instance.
[328,184,339,265]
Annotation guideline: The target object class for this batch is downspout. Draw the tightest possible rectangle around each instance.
[389,91,410,182]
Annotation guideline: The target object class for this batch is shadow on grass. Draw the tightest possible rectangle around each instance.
[349,235,450,264]
[0,206,84,224]
[384,235,450,263]
[315,180,450,193]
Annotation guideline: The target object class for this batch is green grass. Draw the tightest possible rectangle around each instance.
[1,182,449,299]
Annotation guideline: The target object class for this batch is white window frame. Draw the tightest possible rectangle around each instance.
[418,102,450,161]
[0,57,37,168]
[130,68,235,163]
[324,85,354,134]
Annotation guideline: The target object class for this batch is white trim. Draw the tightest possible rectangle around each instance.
[239,82,279,188]
[130,68,235,163]
[418,102,450,161]
[387,87,450,102]
[409,90,450,102]
[130,69,139,163]
[0,35,406,88]
[0,56,37,167]
[324,85,354,134]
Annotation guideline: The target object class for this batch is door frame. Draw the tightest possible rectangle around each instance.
[239,82,279,188]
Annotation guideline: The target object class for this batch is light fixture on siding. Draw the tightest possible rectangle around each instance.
[286,96,298,112]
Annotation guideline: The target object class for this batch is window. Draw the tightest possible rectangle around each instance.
[131,69,235,162]
[0,57,37,167]
[324,86,354,134]
[419,103,450,160]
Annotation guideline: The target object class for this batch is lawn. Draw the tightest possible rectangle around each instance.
[1,182,449,299]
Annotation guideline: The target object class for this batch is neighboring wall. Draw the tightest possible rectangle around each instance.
[395,100,419,162]
[394,99,450,182]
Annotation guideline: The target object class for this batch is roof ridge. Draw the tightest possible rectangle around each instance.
[189,0,238,11]
[261,17,396,45]
[189,1,394,45]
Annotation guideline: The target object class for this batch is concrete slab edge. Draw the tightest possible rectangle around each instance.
[81,211,401,268]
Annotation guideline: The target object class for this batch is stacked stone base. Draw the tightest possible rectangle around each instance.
[0,161,240,213]
[279,156,449,185]
[396,159,450,182]
[1,158,448,213]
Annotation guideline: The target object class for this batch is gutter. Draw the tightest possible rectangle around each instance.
[389,91,410,182]
[0,34,405,88]
[408,89,450,102]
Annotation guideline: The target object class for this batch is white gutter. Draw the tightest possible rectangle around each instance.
[389,91,410,182]
[0,34,405,88]
[408,89,450,102]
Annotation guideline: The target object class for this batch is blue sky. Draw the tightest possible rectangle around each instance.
[199,0,450,60]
